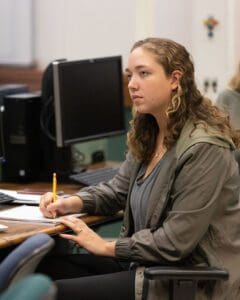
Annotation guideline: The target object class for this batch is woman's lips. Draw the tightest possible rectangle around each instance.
[131,95,143,101]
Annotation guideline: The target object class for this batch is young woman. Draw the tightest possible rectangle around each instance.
[39,38,240,300]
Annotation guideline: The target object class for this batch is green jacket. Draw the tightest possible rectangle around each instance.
[78,119,240,299]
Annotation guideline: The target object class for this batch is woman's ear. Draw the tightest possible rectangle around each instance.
[170,70,182,90]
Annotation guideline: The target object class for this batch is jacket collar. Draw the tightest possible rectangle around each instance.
[176,119,236,159]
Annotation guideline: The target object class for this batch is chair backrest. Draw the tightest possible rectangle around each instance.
[0,274,56,300]
[0,233,55,293]
[144,266,229,300]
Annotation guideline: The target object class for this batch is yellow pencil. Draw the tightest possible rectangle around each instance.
[52,173,57,202]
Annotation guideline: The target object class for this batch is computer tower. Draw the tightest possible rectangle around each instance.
[1,93,42,182]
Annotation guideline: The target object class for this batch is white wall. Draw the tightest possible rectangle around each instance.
[153,0,240,99]
[153,0,193,51]
[192,0,233,100]
[34,0,137,70]
[232,0,240,71]
[1,0,240,96]
[0,0,33,65]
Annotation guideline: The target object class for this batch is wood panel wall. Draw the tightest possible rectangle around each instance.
[0,67,43,91]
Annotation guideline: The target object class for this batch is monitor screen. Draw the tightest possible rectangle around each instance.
[52,56,125,147]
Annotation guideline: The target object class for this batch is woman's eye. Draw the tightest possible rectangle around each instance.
[140,71,149,77]
[126,74,132,81]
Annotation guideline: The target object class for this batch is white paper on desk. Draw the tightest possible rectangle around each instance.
[0,205,86,223]
[0,189,40,205]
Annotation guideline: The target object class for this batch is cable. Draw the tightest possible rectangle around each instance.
[40,95,56,141]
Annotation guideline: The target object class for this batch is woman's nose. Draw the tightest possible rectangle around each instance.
[128,76,138,91]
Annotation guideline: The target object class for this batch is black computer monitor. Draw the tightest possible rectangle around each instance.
[52,56,125,147]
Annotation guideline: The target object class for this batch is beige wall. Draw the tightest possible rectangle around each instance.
[34,0,137,69]
[1,0,240,94]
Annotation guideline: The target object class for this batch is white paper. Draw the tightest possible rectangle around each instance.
[0,224,8,232]
[0,205,85,223]
[0,189,40,205]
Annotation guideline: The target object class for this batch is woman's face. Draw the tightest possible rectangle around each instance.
[126,47,180,117]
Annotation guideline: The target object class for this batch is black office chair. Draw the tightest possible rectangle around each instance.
[143,265,228,300]
[0,233,55,293]
[0,274,56,300]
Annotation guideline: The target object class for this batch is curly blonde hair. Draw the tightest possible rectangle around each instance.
[127,38,240,161]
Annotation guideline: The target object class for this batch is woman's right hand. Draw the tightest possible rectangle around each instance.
[39,192,84,218]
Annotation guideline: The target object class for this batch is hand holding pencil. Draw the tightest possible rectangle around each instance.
[39,173,84,219]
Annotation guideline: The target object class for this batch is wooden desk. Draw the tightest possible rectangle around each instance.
[0,182,121,249]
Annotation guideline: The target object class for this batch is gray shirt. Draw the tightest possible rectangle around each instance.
[130,155,167,232]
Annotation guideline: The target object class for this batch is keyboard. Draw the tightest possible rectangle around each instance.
[69,166,120,186]
[0,192,17,204]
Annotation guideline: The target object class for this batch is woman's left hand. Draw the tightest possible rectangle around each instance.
[59,216,116,257]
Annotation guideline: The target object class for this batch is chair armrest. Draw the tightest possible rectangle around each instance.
[144,266,229,281]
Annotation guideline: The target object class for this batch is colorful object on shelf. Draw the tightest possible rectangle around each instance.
[203,16,219,38]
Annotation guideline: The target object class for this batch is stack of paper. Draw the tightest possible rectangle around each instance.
[0,205,85,223]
